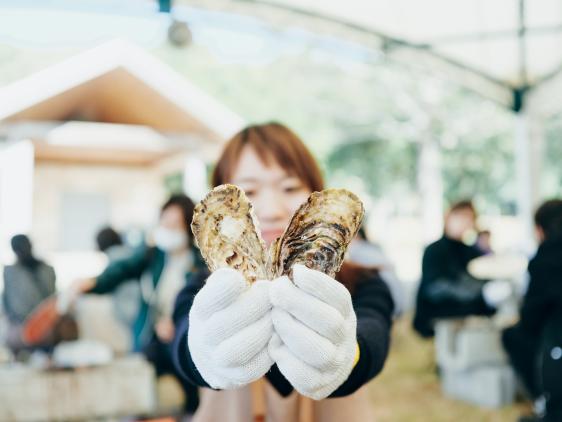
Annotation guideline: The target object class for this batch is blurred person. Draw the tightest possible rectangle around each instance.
[95,226,141,347]
[502,199,562,422]
[172,123,394,421]
[413,200,510,337]
[476,229,493,255]
[74,195,204,413]
[347,227,406,316]
[2,235,76,353]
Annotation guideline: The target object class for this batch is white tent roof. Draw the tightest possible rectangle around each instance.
[193,0,562,113]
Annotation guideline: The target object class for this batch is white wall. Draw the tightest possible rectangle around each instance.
[0,140,34,266]
[32,162,166,254]
[31,162,166,289]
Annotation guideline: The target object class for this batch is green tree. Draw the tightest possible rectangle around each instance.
[326,137,417,198]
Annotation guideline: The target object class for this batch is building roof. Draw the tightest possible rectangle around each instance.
[0,39,245,164]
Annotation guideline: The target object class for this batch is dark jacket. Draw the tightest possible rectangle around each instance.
[521,236,562,409]
[504,235,562,416]
[413,235,495,337]
[90,244,205,351]
[2,262,56,324]
[519,236,562,339]
[171,268,394,398]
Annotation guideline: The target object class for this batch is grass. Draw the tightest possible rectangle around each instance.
[369,317,529,422]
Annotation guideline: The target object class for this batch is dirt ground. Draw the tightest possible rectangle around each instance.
[369,317,530,422]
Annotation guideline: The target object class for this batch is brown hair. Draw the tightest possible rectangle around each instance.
[161,194,196,244]
[449,199,476,216]
[212,122,324,192]
[335,261,378,295]
[212,122,372,292]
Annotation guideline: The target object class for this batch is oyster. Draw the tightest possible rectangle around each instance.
[269,189,364,278]
[191,184,267,283]
[192,185,364,282]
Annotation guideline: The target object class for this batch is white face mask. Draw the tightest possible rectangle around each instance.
[153,226,187,252]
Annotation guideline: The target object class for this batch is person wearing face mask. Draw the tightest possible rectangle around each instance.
[170,123,394,422]
[413,200,511,338]
[73,194,205,413]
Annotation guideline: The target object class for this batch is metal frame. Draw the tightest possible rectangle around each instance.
[181,0,562,114]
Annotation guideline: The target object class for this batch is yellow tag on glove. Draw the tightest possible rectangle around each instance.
[353,342,360,367]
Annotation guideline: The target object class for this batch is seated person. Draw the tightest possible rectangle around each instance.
[2,235,76,353]
[413,200,509,337]
[502,199,562,422]
[96,226,140,340]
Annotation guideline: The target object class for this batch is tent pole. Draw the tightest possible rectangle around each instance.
[0,140,35,265]
[514,111,542,252]
[418,137,444,243]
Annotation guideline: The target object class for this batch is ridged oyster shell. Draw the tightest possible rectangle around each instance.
[191,184,267,283]
[269,189,364,278]
[192,185,364,282]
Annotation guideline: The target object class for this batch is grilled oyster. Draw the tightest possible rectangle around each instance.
[269,189,364,278]
[191,184,267,283]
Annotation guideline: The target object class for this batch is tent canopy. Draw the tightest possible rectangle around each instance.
[180,0,554,244]
[189,0,562,113]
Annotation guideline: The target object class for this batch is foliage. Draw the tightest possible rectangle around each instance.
[326,137,418,197]
[543,115,562,199]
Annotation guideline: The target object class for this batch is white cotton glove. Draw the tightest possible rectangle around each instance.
[268,264,357,400]
[482,279,512,308]
[188,268,274,389]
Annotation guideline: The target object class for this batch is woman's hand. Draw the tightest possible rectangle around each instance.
[482,279,512,308]
[64,278,96,308]
[155,317,175,343]
[268,264,358,400]
[188,268,273,389]
[71,278,96,294]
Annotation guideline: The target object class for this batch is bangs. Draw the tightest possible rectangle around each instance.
[212,122,324,192]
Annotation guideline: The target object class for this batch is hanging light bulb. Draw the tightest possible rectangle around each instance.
[158,0,191,47]
[168,18,192,47]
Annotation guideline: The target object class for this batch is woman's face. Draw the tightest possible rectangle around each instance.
[160,204,187,233]
[155,204,189,253]
[230,146,312,245]
[445,208,476,241]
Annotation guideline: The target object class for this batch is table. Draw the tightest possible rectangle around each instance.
[0,355,156,421]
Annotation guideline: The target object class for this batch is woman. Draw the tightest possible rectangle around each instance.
[75,194,204,413]
[3,235,56,328]
[412,200,509,338]
[172,123,394,421]
[3,234,76,352]
[3,234,56,352]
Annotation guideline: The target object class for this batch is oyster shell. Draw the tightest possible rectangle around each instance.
[191,184,267,283]
[192,185,364,282]
[269,189,364,278]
